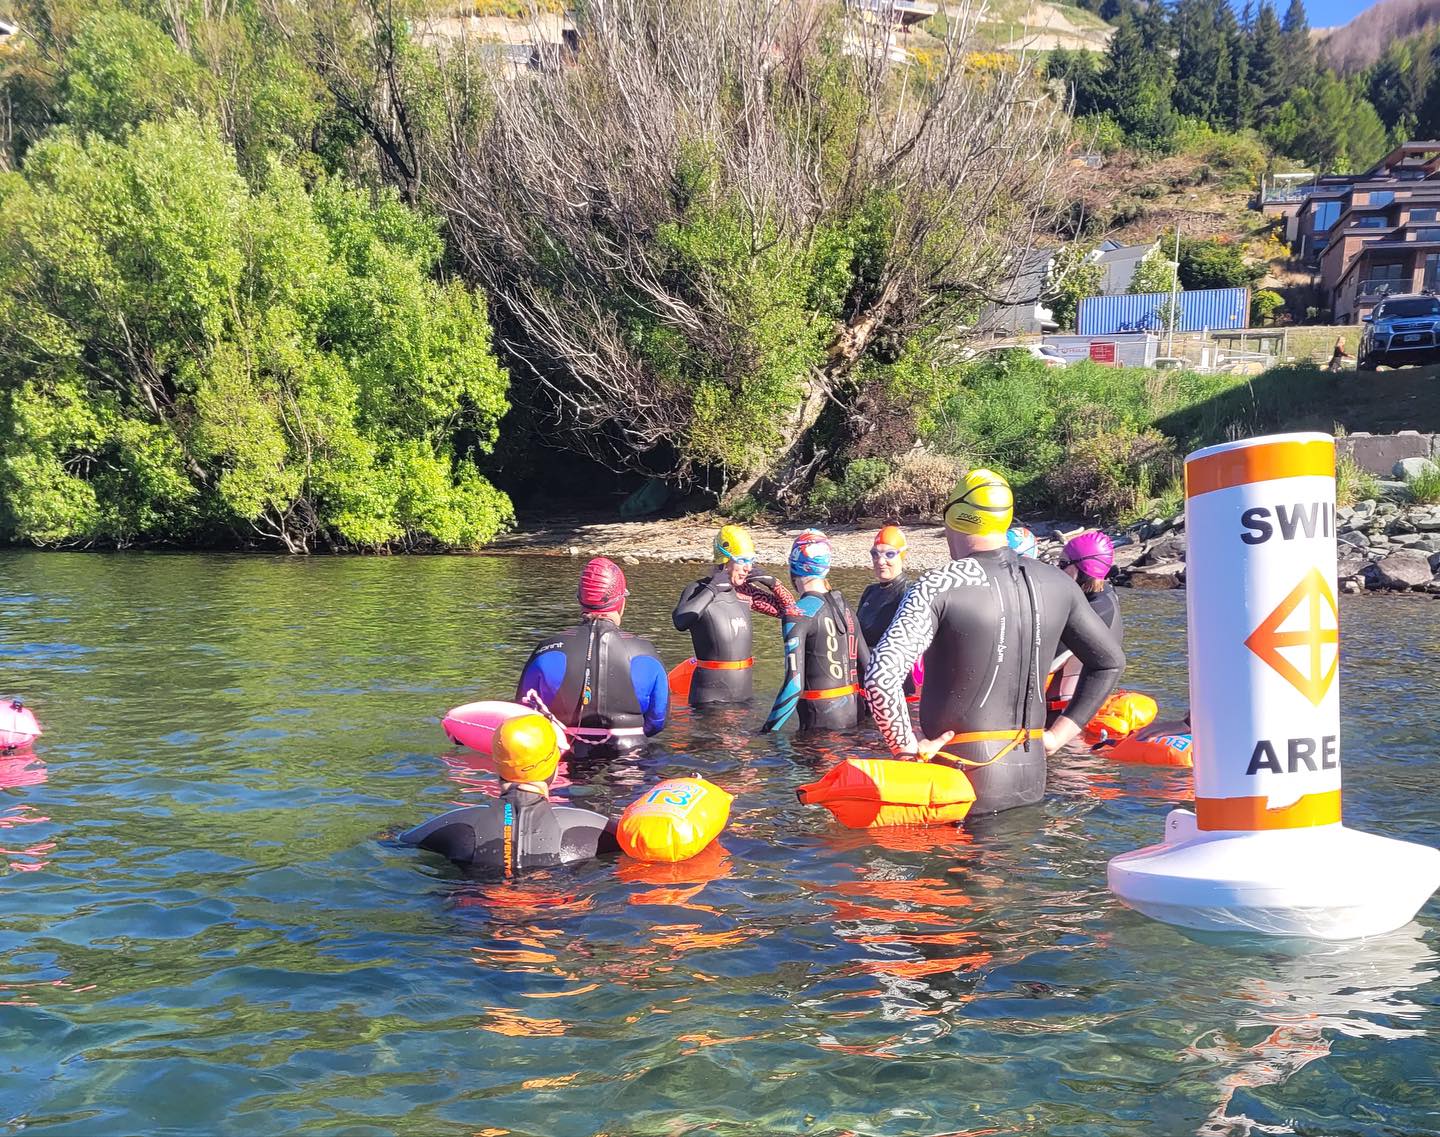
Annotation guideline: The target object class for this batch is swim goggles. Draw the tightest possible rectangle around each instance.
[871,549,900,560]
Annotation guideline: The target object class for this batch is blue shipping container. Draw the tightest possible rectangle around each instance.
[1077,287,1251,336]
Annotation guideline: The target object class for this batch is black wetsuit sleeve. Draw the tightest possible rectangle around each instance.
[554,806,621,858]
[1055,586,1126,728]
[672,579,720,632]
[854,610,871,689]
[865,580,940,754]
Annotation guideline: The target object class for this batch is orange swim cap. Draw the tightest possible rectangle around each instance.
[873,524,907,552]
[494,714,561,783]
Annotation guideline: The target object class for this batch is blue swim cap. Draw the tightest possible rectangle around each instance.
[1006,526,1038,558]
[788,529,832,580]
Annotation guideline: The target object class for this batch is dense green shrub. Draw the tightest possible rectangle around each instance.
[0,118,512,551]
[1251,289,1286,325]
[1179,237,1265,291]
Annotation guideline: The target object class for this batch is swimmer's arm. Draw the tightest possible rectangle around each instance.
[739,577,800,620]
[865,584,939,755]
[517,649,564,707]
[761,615,806,733]
[1051,591,1126,751]
[632,653,669,736]
[672,579,718,631]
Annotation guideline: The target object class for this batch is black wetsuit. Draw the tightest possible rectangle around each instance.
[856,577,909,654]
[763,588,869,733]
[516,622,668,759]
[856,576,914,696]
[1049,583,1125,723]
[672,569,755,705]
[401,789,618,871]
[865,548,1125,815]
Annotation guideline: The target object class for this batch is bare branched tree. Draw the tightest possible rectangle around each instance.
[431,0,1074,498]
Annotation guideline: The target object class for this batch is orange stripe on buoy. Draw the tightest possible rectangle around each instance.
[1185,438,1334,499]
[1195,788,1341,831]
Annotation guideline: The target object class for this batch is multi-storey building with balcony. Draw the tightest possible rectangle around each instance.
[1283,142,1440,324]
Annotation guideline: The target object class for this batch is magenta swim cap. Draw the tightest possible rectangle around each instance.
[1062,531,1115,579]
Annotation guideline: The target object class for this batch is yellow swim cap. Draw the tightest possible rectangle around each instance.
[494,714,561,784]
[943,468,1013,535]
[714,524,757,565]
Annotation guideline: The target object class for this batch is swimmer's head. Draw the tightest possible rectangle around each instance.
[1061,530,1115,591]
[714,524,756,566]
[788,529,832,582]
[871,524,906,582]
[494,713,562,784]
[578,557,628,617]
[1006,526,1038,558]
[943,469,1013,536]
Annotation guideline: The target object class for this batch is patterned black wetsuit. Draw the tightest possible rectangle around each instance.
[672,569,755,705]
[400,789,619,872]
[856,576,913,696]
[865,548,1125,815]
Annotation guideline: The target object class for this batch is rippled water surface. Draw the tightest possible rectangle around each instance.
[1,550,1438,1137]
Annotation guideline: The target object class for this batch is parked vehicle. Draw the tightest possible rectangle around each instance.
[1358,295,1440,370]
[962,344,1067,368]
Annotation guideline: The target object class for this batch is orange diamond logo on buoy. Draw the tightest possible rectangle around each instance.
[1245,567,1339,707]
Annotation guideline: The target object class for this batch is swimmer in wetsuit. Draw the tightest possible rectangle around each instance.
[865,469,1125,815]
[671,525,759,705]
[762,529,869,733]
[856,525,915,700]
[401,713,618,871]
[1047,530,1125,725]
[1006,525,1039,559]
[516,557,668,760]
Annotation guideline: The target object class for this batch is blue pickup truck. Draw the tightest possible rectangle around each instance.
[1359,295,1440,370]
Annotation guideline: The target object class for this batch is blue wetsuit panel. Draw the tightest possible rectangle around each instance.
[518,650,567,708]
[631,654,669,735]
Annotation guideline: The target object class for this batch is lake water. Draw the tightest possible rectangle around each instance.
[1,550,1438,1137]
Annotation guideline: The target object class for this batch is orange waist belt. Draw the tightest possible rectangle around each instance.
[938,728,1044,768]
[696,657,753,670]
[801,684,860,701]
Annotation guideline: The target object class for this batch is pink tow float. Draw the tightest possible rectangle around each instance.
[442,699,569,756]
[0,699,41,752]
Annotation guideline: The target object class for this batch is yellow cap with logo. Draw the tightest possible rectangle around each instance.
[494,714,562,783]
[714,524,757,565]
[943,468,1013,535]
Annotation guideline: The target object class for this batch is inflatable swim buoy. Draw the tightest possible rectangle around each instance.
[797,758,976,828]
[443,700,569,755]
[616,777,732,863]
[0,699,42,752]
[1107,730,1193,768]
[1083,690,1158,745]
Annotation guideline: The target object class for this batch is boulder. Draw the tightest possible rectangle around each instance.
[1412,512,1440,532]
[1338,530,1370,550]
[1128,562,1186,589]
[1112,543,1150,570]
[1140,532,1187,566]
[1337,547,1369,580]
[1378,481,1410,502]
[1390,532,1430,548]
[1341,577,1364,595]
[1394,457,1440,481]
[1374,550,1434,591]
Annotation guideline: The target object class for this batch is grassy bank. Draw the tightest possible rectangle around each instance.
[802,354,1440,529]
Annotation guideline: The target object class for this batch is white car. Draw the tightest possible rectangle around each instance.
[963,343,1068,368]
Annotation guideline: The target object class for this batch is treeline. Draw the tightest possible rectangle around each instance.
[0,1,513,551]
[1,0,1087,541]
[1049,0,1396,173]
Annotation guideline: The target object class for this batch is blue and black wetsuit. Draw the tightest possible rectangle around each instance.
[401,789,618,872]
[762,589,869,733]
[672,569,754,705]
[517,620,668,758]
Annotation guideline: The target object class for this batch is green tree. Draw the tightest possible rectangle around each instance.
[1173,0,1223,124]
[1280,0,1315,95]
[1129,249,1181,296]
[1268,75,1389,172]
[1223,3,1254,130]
[1249,2,1286,124]
[1251,289,1285,324]
[0,118,512,550]
[1097,14,1175,148]
[1178,237,1264,290]
[1047,243,1104,332]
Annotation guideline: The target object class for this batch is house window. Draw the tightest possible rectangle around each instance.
[1312,201,1340,232]
[1372,263,1407,281]
[1369,191,1396,206]
[1355,215,1387,228]
[1411,208,1438,222]
[1416,228,1440,242]
[1426,254,1440,291]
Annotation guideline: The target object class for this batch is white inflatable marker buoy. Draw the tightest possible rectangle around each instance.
[1108,432,1440,940]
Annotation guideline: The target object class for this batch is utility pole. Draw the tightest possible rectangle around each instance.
[1167,222,1181,358]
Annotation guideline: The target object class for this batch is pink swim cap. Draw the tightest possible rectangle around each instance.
[578,557,628,613]
[1062,531,1115,580]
